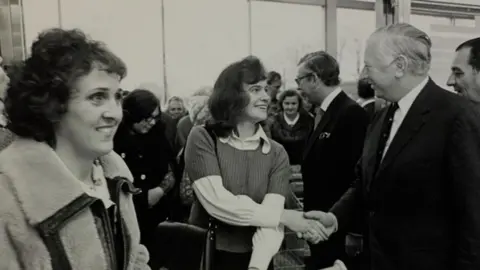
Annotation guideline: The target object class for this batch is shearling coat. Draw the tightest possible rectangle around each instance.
[0,135,150,270]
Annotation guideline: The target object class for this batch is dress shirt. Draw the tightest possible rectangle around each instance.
[383,76,429,158]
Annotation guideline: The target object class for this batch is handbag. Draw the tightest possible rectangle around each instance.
[154,125,219,270]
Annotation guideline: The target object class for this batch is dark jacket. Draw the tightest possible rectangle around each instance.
[332,79,480,270]
[113,122,177,240]
[302,91,369,269]
[268,112,313,165]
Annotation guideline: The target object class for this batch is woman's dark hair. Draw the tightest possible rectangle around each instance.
[207,55,267,137]
[122,89,160,126]
[5,28,127,147]
[357,79,375,99]
[266,71,281,85]
[278,89,303,112]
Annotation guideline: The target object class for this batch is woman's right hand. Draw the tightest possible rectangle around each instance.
[280,209,329,239]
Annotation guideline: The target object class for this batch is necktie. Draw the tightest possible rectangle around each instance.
[314,107,324,127]
[374,102,398,173]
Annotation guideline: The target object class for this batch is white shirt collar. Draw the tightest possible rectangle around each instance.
[219,124,271,154]
[320,87,342,112]
[397,76,429,115]
[283,113,300,126]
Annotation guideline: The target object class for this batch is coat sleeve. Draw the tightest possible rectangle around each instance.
[0,225,22,270]
[330,105,369,232]
[0,178,24,270]
[448,104,480,269]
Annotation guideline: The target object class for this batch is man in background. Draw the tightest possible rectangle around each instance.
[447,37,480,103]
[297,51,369,269]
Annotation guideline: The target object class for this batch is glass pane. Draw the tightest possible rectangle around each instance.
[61,0,166,97]
[411,14,480,90]
[250,1,325,89]
[164,0,249,98]
[336,7,375,98]
[23,0,59,51]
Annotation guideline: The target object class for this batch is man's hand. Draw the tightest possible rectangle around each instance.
[300,211,338,244]
[280,210,329,241]
[148,187,165,208]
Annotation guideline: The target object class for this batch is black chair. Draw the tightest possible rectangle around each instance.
[151,222,207,270]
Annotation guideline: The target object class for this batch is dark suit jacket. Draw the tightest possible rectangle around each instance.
[331,79,480,270]
[302,91,369,212]
[302,91,368,268]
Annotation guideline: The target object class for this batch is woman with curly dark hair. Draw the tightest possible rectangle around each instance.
[0,28,150,269]
[184,56,326,270]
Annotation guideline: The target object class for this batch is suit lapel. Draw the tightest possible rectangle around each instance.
[374,80,433,180]
[302,91,347,160]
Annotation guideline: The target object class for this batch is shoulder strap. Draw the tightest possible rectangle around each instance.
[203,124,217,150]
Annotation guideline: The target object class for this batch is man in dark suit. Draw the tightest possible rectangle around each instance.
[303,23,480,270]
[296,51,369,269]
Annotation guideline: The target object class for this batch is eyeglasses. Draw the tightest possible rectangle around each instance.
[144,108,162,123]
[295,73,314,85]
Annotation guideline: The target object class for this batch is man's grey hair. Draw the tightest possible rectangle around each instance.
[373,23,432,76]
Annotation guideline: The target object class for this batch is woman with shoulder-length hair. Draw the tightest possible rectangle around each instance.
[0,28,150,269]
[184,56,325,270]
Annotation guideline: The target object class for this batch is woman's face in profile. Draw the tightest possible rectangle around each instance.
[55,68,123,158]
[243,80,270,123]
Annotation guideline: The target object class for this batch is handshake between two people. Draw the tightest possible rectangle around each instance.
[281,210,338,244]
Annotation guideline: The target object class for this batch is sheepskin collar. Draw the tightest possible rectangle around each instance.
[0,137,133,226]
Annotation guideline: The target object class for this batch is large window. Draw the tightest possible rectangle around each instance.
[61,0,166,98]
[250,1,325,89]
[411,14,480,89]
[336,7,375,97]
[0,0,24,63]
[164,0,249,98]
[22,0,59,53]
[337,7,375,83]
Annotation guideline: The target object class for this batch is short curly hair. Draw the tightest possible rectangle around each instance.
[5,28,127,147]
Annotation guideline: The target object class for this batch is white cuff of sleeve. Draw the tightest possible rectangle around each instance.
[250,194,284,227]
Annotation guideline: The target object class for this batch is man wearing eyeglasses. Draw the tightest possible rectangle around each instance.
[296,51,369,270]
[305,23,480,270]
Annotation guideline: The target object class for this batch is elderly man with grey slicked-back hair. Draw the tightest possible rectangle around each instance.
[303,23,480,270]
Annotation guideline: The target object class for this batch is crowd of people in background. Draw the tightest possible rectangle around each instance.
[2,21,480,270]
